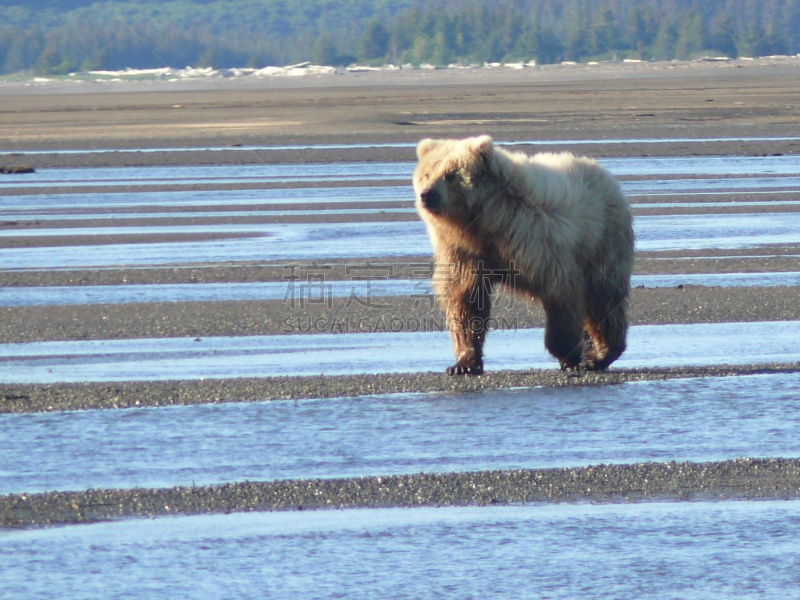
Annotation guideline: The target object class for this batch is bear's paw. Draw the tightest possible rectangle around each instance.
[446,357,484,376]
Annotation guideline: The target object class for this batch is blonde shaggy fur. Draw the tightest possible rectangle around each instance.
[413,135,634,374]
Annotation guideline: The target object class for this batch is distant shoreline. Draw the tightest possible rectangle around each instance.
[2,55,799,96]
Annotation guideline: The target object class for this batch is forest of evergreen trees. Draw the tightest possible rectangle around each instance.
[1,0,798,75]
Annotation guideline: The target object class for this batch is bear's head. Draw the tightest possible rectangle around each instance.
[413,135,494,222]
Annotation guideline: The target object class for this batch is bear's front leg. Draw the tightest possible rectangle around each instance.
[440,265,492,376]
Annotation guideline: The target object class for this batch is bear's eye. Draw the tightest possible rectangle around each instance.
[444,171,457,182]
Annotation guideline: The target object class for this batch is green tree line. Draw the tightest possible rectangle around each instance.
[1,0,798,75]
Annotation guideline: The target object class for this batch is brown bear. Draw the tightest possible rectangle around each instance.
[413,135,634,374]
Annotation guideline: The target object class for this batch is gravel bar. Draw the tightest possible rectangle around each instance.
[2,362,799,414]
[3,457,800,528]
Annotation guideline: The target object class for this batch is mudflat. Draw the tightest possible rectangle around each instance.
[2,59,800,526]
[2,58,800,163]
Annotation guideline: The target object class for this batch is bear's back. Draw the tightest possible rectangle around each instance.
[501,150,623,216]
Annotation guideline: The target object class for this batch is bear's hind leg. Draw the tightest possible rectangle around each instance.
[542,300,585,371]
[584,295,628,371]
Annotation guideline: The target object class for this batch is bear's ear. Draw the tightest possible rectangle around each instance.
[416,138,441,160]
[469,135,494,158]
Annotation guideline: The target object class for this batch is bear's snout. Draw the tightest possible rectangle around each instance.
[419,188,443,212]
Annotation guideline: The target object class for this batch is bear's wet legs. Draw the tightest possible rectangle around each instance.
[444,299,490,375]
[441,263,492,376]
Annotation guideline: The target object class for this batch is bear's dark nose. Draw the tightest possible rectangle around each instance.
[419,189,443,211]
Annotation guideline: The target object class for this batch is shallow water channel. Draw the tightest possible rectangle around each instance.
[2,374,799,494]
[4,135,800,155]
[3,500,800,598]
[4,154,800,189]
[0,321,797,383]
[1,271,798,306]
[2,213,800,270]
